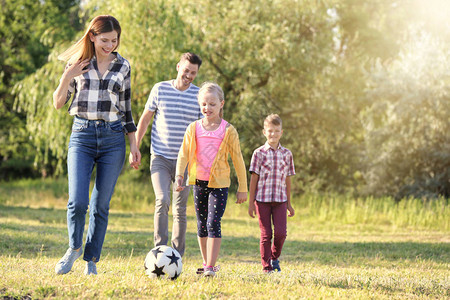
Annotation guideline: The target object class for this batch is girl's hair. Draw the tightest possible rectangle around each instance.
[264,114,282,127]
[58,15,121,64]
[198,82,224,118]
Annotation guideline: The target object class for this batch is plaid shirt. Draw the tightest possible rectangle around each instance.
[249,142,295,203]
[65,52,136,133]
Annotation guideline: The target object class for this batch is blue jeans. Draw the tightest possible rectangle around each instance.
[66,116,125,262]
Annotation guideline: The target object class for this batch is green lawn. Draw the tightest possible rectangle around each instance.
[0,178,448,299]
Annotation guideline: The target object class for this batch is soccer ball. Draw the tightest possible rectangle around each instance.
[144,245,182,279]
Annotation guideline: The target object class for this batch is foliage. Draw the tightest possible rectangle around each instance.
[362,31,450,199]
[11,0,450,198]
[0,0,81,178]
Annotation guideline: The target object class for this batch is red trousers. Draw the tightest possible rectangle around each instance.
[255,201,287,269]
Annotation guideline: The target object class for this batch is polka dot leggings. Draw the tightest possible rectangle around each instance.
[193,180,228,238]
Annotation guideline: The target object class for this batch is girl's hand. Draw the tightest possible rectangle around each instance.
[287,204,295,217]
[64,59,90,79]
[175,176,185,192]
[236,192,247,204]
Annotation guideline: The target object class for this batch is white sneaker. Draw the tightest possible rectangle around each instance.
[55,248,82,275]
[203,266,216,277]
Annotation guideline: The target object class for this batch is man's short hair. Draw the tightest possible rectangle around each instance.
[180,52,202,68]
[264,114,282,127]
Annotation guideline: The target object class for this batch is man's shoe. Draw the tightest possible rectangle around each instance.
[84,261,97,275]
[55,248,82,275]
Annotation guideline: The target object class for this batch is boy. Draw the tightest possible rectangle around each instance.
[248,114,295,273]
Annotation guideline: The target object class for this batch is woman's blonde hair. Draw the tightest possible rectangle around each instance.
[198,82,225,118]
[58,15,121,64]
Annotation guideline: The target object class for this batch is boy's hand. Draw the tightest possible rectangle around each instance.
[236,192,247,204]
[287,204,295,217]
[248,200,256,218]
[175,176,185,192]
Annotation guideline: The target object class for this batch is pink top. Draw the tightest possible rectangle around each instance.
[195,119,228,181]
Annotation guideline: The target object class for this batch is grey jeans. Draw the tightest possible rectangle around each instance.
[150,155,189,256]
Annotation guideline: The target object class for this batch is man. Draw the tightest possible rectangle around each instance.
[132,52,202,256]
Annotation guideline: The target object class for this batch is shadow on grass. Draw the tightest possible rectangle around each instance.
[191,234,450,267]
[0,205,198,259]
[1,205,448,267]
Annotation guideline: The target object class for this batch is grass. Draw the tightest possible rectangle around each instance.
[0,177,449,299]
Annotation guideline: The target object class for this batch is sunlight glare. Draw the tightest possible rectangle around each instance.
[413,0,450,31]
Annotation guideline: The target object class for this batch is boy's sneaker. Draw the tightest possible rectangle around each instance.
[271,259,281,272]
[84,261,97,275]
[203,266,216,277]
[55,248,82,274]
[263,266,273,274]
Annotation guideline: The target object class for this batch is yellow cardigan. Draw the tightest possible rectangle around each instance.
[176,120,248,192]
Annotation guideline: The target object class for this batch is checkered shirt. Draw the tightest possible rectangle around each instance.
[65,52,136,133]
[249,142,295,203]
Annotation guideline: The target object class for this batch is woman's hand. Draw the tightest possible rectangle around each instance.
[64,59,90,79]
[127,132,141,170]
[53,59,91,109]
[128,144,141,170]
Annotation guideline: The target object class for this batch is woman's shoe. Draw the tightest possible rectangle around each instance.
[55,248,82,275]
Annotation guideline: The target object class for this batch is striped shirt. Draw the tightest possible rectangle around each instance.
[249,142,295,203]
[66,52,136,133]
[146,80,202,160]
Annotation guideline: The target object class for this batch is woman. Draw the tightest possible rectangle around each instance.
[53,15,140,275]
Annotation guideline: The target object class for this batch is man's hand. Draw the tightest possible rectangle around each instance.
[175,175,185,191]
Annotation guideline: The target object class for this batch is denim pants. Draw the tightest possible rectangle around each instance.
[67,116,125,262]
[255,201,287,269]
[150,155,189,256]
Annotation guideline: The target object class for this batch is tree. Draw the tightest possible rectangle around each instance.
[0,0,81,178]
[13,0,450,199]
[362,31,450,199]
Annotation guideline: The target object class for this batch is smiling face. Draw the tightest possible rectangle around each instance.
[198,91,224,121]
[263,123,283,148]
[89,30,119,60]
[175,60,199,91]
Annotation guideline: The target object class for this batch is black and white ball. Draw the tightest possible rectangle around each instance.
[144,245,182,279]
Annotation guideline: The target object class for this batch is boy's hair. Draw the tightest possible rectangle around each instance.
[180,52,202,69]
[264,114,282,127]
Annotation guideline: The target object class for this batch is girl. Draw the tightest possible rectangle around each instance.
[175,82,247,277]
[53,15,140,275]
